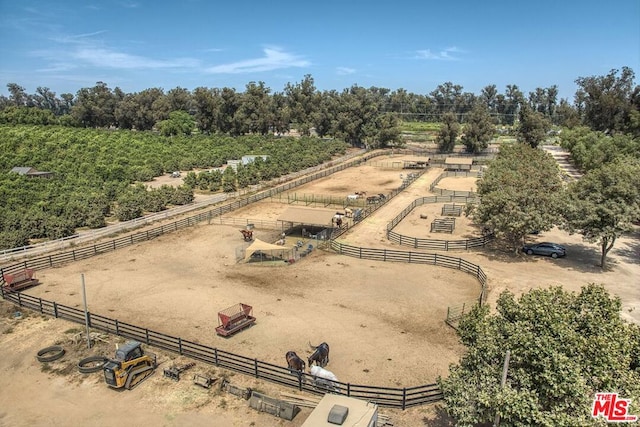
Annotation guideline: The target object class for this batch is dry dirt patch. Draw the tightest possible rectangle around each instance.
[2,159,638,427]
[29,222,479,388]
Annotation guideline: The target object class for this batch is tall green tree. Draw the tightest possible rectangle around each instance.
[192,87,219,134]
[559,127,640,171]
[71,82,120,128]
[437,112,460,153]
[517,105,551,148]
[555,99,581,128]
[312,90,339,138]
[333,85,381,147]
[430,82,463,115]
[284,75,317,135]
[6,83,29,106]
[222,166,237,192]
[461,104,495,153]
[372,112,402,148]
[562,159,640,269]
[157,111,195,136]
[236,81,273,135]
[503,84,524,126]
[480,84,498,112]
[440,284,640,427]
[468,144,563,251]
[165,87,192,112]
[575,67,638,133]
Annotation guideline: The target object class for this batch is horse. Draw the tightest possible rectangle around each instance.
[285,351,306,373]
[309,365,338,392]
[240,229,253,241]
[308,341,330,367]
[366,195,380,204]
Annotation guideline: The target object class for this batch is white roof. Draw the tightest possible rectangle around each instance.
[301,395,378,427]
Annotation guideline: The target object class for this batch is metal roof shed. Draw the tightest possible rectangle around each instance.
[277,207,337,228]
[444,157,473,171]
[301,395,378,427]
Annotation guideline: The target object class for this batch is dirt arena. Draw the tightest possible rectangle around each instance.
[1,154,638,427]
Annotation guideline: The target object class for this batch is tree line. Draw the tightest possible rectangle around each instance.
[0,67,637,252]
[2,67,637,149]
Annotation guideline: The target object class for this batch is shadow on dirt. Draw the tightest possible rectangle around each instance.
[472,240,609,275]
[610,229,640,266]
[422,404,456,427]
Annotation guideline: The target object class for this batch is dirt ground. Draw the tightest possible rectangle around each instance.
[1,155,638,427]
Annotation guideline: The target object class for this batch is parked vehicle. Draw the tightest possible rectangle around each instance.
[522,242,566,258]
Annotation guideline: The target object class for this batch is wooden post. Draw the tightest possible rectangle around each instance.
[402,387,407,410]
[81,274,92,349]
[493,350,511,427]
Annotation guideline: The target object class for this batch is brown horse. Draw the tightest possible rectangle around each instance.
[285,351,306,372]
[240,229,253,241]
[308,342,330,367]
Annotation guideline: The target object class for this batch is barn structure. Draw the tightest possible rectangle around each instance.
[277,207,339,240]
[444,157,473,171]
[10,166,55,179]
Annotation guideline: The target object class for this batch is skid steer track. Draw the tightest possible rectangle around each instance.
[125,365,155,390]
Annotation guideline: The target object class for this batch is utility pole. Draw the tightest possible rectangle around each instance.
[493,350,511,427]
[81,273,91,349]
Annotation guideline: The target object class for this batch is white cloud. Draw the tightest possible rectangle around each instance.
[206,47,309,74]
[415,47,465,61]
[336,67,356,75]
[72,48,199,69]
[120,1,139,8]
[32,33,201,72]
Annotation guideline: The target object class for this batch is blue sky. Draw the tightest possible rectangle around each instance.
[1,0,638,101]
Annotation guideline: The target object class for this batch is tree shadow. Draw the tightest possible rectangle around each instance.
[421,404,456,427]
[471,239,612,275]
[610,229,640,265]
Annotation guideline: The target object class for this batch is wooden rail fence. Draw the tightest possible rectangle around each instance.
[385,195,493,251]
[329,241,486,306]
[0,288,442,408]
[0,153,493,407]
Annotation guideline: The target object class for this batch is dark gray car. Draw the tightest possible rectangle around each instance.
[522,242,566,258]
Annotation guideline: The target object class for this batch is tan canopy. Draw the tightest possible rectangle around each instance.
[244,239,290,261]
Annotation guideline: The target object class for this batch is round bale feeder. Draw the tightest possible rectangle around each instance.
[2,268,40,292]
[215,303,256,337]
